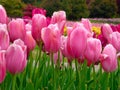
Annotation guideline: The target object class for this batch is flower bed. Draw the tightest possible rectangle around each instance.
[0,5,120,90]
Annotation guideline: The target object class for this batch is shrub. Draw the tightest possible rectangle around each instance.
[89,0,117,18]
[40,0,89,20]
[0,0,25,17]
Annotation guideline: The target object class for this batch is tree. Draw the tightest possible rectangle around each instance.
[89,0,117,18]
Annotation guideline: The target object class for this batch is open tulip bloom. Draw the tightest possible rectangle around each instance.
[0,4,120,90]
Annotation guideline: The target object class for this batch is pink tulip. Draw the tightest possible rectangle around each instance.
[0,24,9,50]
[6,39,27,74]
[73,22,93,37]
[101,24,113,40]
[32,8,46,16]
[51,11,66,34]
[110,24,120,32]
[41,24,61,53]
[0,5,7,24]
[60,36,69,57]
[51,11,66,23]
[100,44,118,72]
[84,37,102,64]
[8,18,26,42]
[108,31,120,51]
[32,14,47,43]
[0,50,6,83]
[25,23,32,31]
[24,31,36,53]
[81,18,92,33]
[67,25,87,59]
[97,34,108,47]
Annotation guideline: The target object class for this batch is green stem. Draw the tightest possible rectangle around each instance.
[111,72,114,90]
[51,52,56,90]
[12,75,16,90]
[75,59,79,89]
[32,42,42,80]
[57,51,60,68]
[20,70,26,90]
[93,65,96,90]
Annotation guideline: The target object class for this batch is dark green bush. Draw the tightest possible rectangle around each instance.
[0,0,25,17]
[89,0,117,18]
[40,0,89,20]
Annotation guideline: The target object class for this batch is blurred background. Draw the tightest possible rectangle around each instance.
[0,0,120,21]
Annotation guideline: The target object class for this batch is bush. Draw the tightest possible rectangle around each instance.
[0,0,25,18]
[40,0,89,20]
[116,0,120,15]
[89,0,117,18]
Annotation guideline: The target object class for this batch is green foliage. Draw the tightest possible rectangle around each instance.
[40,0,89,20]
[0,0,25,17]
[89,0,117,18]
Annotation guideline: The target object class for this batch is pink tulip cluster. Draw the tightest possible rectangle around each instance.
[0,4,119,83]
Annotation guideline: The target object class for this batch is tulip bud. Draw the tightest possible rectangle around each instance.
[8,18,26,42]
[0,5,7,24]
[0,50,6,83]
[84,37,102,64]
[67,25,87,59]
[101,24,113,41]
[6,39,27,74]
[41,24,61,53]
[100,44,118,72]
[109,31,120,51]
[32,14,47,43]
[0,24,9,50]
[24,31,36,53]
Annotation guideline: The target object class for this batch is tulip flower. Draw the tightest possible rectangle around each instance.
[6,39,27,74]
[100,44,118,72]
[0,24,9,50]
[32,14,47,43]
[67,25,87,59]
[51,11,66,34]
[81,18,92,33]
[108,31,120,51]
[41,24,61,53]
[101,24,113,41]
[25,23,32,31]
[8,18,26,42]
[24,31,36,53]
[51,11,66,23]
[0,50,6,83]
[110,24,120,33]
[73,22,93,37]
[0,5,7,24]
[84,37,102,64]
[32,8,46,16]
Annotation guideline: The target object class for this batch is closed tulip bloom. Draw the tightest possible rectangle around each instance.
[32,14,47,43]
[24,31,36,53]
[109,31,120,51]
[0,50,6,83]
[6,39,27,74]
[8,18,26,42]
[51,11,66,23]
[51,11,66,34]
[81,18,92,33]
[84,37,102,64]
[41,24,61,53]
[0,24,9,50]
[0,5,7,24]
[101,24,113,40]
[67,26,87,59]
[100,44,117,72]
